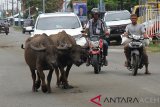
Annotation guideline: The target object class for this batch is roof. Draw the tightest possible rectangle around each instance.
[38,12,77,18]
[7,12,23,19]
[105,10,130,15]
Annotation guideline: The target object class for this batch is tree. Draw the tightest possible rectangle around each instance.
[104,0,138,11]
[23,0,63,18]
[25,0,63,14]
[87,0,99,13]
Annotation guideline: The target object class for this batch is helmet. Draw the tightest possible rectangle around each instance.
[91,8,100,14]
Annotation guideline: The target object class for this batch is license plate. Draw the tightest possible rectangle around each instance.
[132,42,141,45]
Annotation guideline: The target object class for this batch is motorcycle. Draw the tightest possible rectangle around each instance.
[88,35,106,74]
[127,34,144,76]
[0,25,9,35]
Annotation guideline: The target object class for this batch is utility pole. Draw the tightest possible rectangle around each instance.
[2,3,4,18]
[7,0,8,11]
[29,0,30,18]
[17,0,21,26]
[17,0,18,13]
[64,0,67,12]
[12,0,14,16]
[43,0,45,13]
[120,0,123,10]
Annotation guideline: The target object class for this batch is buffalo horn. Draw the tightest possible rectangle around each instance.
[30,44,46,51]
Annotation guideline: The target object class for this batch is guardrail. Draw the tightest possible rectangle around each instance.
[145,9,160,38]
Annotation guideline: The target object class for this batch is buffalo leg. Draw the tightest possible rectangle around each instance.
[55,67,60,87]
[37,67,47,93]
[59,64,72,84]
[35,71,41,90]
[59,67,69,89]
[47,69,54,93]
[66,64,72,79]
[30,68,37,92]
[65,64,74,88]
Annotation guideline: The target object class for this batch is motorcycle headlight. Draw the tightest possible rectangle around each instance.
[133,35,141,40]
[76,37,87,47]
[91,41,99,48]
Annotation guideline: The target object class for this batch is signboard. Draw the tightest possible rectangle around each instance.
[73,2,87,22]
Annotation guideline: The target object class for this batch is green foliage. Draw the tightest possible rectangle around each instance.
[147,42,160,52]
[87,0,99,12]
[25,0,62,13]
[23,0,63,19]
[45,0,62,13]
[105,0,119,10]
[104,0,138,11]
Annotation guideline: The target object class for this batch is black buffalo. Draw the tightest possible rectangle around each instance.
[49,31,87,89]
[24,34,58,93]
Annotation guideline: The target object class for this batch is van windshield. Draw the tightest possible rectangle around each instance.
[36,16,80,30]
[105,12,130,21]
[23,19,34,27]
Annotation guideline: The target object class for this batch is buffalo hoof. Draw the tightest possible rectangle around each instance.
[48,89,51,93]
[145,71,151,75]
[41,85,48,93]
[47,86,52,93]
[56,82,60,88]
[62,84,74,89]
[32,86,38,92]
[35,81,41,89]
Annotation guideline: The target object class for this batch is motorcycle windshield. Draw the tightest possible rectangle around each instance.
[90,36,99,41]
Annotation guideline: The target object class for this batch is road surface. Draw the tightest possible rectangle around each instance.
[0,28,160,107]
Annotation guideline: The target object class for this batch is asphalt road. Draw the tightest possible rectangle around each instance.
[0,27,160,107]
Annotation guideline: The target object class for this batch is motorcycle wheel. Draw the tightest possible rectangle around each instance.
[93,55,101,74]
[131,54,139,76]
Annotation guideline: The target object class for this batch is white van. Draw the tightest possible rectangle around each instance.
[103,10,131,44]
[31,12,87,46]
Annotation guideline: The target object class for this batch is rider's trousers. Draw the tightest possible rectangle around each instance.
[124,43,149,64]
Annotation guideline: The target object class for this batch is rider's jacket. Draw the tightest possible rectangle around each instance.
[86,18,105,37]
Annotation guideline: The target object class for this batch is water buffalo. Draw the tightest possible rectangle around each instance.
[24,33,58,93]
[49,31,88,89]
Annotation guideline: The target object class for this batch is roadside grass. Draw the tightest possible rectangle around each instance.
[147,42,160,52]
[13,26,22,31]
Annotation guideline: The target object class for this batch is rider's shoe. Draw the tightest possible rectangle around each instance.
[86,59,90,66]
[104,58,108,66]
[124,61,130,67]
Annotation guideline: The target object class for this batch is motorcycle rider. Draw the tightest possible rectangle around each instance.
[84,8,109,66]
[4,21,9,32]
[123,14,150,74]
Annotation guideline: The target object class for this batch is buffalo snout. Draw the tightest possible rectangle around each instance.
[74,59,83,66]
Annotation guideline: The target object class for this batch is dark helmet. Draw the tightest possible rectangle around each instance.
[91,8,100,14]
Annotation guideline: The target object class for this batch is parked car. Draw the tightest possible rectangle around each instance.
[22,19,34,34]
[0,19,9,35]
[31,12,87,47]
[103,10,131,44]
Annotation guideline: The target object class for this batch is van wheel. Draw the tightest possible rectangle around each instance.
[116,39,122,45]
[22,30,25,34]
